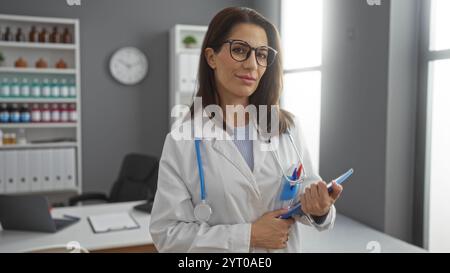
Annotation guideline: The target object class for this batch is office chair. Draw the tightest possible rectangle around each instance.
[69,153,159,206]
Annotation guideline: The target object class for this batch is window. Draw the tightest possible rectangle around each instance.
[425,0,450,252]
[281,0,323,172]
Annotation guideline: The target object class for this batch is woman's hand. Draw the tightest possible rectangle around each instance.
[250,208,295,249]
[300,181,343,217]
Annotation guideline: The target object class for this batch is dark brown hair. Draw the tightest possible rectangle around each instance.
[191,7,293,134]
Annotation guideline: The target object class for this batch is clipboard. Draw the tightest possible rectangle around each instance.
[280,168,354,219]
[87,212,140,233]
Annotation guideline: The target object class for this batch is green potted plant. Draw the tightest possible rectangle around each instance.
[182,35,197,48]
[0,51,4,66]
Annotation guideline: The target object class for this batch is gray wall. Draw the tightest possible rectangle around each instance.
[321,0,391,234]
[1,0,251,193]
[385,0,419,244]
[321,0,420,244]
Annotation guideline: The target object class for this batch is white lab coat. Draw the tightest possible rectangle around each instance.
[149,116,336,252]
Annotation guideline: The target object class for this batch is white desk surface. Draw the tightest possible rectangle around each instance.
[0,201,152,253]
[299,215,425,253]
[0,201,425,253]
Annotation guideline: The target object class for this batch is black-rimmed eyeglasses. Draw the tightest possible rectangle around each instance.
[223,39,278,67]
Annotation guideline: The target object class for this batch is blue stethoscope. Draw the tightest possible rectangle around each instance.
[193,131,306,222]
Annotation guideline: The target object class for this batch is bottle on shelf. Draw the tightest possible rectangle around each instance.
[10,103,21,123]
[2,133,8,145]
[3,133,16,145]
[60,103,69,122]
[17,128,27,145]
[11,78,21,97]
[31,103,41,123]
[9,133,17,145]
[50,26,60,43]
[0,103,9,123]
[20,104,31,123]
[61,27,73,44]
[3,27,13,41]
[69,103,77,122]
[60,79,69,97]
[15,27,26,42]
[41,103,51,122]
[42,78,51,97]
[31,78,41,98]
[1,78,11,97]
[69,79,76,97]
[38,27,48,43]
[29,26,38,42]
[51,78,60,97]
[51,103,60,122]
[20,78,31,97]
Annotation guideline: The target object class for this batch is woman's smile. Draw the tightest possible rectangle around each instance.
[235,74,257,86]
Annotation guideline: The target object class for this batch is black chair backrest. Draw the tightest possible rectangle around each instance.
[109,153,159,203]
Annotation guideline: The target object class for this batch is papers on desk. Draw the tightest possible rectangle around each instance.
[87,212,140,233]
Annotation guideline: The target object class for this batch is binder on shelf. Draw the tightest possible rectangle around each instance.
[4,150,18,193]
[0,152,5,194]
[63,148,76,190]
[53,149,65,190]
[41,149,54,191]
[178,54,199,92]
[17,150,31,193]
[30,150,43,192]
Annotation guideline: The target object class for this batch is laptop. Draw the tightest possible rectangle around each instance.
[0,195,79,233]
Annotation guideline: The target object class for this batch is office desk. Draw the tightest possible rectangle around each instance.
[0,201,425,253]
[0,201,154,253]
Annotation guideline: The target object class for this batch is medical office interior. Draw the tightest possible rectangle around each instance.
[0,0,448,253]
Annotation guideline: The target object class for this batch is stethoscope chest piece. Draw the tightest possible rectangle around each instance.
[194,201,212,222]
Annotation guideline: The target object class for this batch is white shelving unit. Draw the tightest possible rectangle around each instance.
[0,98,77,103]
[0,14,82,199]
[0,142,77,150]
[0,122,77,129]
[0,41,76,50]
[0,67,76,74]
[169,24,207,126]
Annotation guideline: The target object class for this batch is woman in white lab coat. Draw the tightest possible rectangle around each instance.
[149,7,343,252]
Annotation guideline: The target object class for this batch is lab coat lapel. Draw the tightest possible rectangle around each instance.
[251,118,273,175]
[252,136,270,175]
[211,138,257,190]
[207,116,261,197]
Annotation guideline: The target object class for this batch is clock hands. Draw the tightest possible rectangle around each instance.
[118,59,143,69]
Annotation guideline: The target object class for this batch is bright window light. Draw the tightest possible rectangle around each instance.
[281,0,323,171]
[428,59,450,252]
[283,72,322,173]
[430,0,450,51]
[281,0,323,69]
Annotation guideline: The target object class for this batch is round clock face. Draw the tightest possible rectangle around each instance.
[109,47,148,85]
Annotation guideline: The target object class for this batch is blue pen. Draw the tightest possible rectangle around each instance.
[291,168,297,180]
